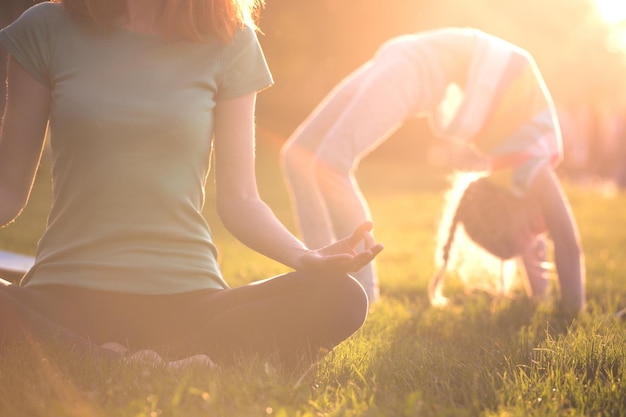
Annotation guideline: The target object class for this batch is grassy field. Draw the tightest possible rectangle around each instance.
[1,139,625,417]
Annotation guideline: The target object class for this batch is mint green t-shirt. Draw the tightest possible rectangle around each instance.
[0,2,273,293]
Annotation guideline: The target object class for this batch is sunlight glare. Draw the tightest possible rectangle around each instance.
[595,0,626,24]
[594,0,626,53]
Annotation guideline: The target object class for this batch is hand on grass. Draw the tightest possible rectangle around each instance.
[298,221,383,273]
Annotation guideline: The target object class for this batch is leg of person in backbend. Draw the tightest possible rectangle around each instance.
[303,49,429,300]
[282,62,376,250]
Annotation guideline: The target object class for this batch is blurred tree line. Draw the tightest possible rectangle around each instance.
[2,0,626,152]
[257,0,626,139]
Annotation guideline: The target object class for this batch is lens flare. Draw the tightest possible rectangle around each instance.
[596,0,626,24]
[595,0,626,52]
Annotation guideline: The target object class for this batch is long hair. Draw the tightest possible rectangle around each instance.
[428,173,541,306]
[56,0,264,42]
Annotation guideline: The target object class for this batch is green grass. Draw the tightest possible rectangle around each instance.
[1,141,625,417]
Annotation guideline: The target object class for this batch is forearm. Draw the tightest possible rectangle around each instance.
[217,195,309,270]
[520,236,550,299]
[521,234,585,311]
[211,93,382,274]
[528,166,586,312]
[552,233,585,312]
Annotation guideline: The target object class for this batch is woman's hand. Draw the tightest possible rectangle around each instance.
[298,222,384,273]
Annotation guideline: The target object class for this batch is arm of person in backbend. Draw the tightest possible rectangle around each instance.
[519,234,550,299]
[0,55,50,227]
[213,92,383,273]
[526,164,585,313]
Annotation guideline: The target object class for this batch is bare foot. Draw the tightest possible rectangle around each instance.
[101,342,216,369]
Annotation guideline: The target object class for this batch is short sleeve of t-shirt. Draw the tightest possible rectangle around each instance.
[0,2,60,86]
[214,24,273,101]
[1,3,274,98]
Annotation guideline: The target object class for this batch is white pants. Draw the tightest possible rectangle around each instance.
[281,38,444,301]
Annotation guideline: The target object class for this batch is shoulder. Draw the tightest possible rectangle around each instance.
[1,2,66,46]
[200,24,261,60]
[229,24,262,48]
[218,24,267,63]
[17,2,66,22]
[7,2,69,33]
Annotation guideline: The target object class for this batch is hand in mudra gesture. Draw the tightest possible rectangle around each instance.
[298,222,383,273]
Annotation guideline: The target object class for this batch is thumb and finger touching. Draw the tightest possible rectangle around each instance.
[299,222,383,272]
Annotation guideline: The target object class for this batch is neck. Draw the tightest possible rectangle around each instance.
[120,0,165,34]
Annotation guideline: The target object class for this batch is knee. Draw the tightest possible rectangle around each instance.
[282,142,340,193]
[281,141,316,186]
[322,272,369,331]
[280,140,297,172]
[310,154,349,194]
[281,140,311,173]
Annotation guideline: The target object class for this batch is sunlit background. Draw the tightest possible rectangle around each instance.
[254,0,626,188]
[1,0,626,187]
[596,0,626,54]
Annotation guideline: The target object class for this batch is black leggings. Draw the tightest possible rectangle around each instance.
[1,271,368,363]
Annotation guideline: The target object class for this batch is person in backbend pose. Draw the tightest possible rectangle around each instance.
[281,27,584,313]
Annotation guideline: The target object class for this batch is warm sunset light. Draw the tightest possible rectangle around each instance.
[595,0,626,24]
[594,0,626,52]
